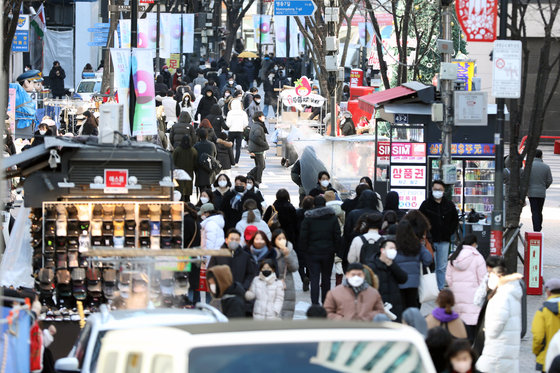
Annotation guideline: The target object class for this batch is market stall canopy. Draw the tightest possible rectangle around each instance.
[358,82,435,114]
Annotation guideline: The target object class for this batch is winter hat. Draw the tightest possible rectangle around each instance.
[346,262,364,273]
[207,265,233,298]
[244,225,258,243]
[198,203,215,216]
[545,278,560,292]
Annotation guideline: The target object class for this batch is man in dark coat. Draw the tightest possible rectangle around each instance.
[208,229,257,290]
[170,111,197,149]
[161,65,172,88]
[247,111,269,185]
[195,87,217,122]
[419,179,458,290]
[220,175,261,230]
[369,237,408,321]
[193,128,217,190]
[207,265,246,318]
[299,196,341,305]
[48,61,66,99]
[205,104,227,135]
[155,75,168,97]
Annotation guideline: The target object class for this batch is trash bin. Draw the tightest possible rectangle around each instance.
[554,140,560,154]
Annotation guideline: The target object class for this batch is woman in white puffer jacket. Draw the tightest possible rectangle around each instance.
[476,265,523,373]
[245,259,284,320]
[226,99,249,166]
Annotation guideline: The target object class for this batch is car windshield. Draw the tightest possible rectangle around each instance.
[188,341,428,373]
[77,81,98,93]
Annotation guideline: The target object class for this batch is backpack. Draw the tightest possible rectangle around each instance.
[198,152,222,173]
[359,235,384,268]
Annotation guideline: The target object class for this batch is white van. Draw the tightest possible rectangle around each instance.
[96,320,436,373]
[74,78,102,101]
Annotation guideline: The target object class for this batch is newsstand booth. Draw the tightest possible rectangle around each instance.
[359,84,502,254]
[2,137,225,360]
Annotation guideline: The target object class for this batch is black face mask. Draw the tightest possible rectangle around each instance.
[234,186,245,193]
[261,270,272,277]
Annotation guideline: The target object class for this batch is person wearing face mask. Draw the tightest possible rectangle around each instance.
[196,188,214,208]
[420,179,459,290]
[245,259,284,320]
[225,99,249,166]
[30,122,52,147]
[220,175,260,230]
[195,87,218,123]
[309,171,339,198]
[199,204,225,264]
[208,229,257,290]
[271,229,299,319]
[445,234,487,342]
[369,238,408,321]
[476,265,522,373]
[161,65,172,88]
[246,94,262,127]
[247,112,269,187]
[323,263,385,321]
[245,175,266,207]
[207,265,246,318]
[443,340,482,373]
[212,174,232,209]
[222,76,237,95]
[263,70,279,118]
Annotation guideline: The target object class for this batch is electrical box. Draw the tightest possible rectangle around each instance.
[436,39,454,54]
[325,7,339,22]
[326,36,338,52]
[431,103,444,122]
[442,163,457,184]
[99,103,124,144]
[337,67,345,82]
[440,62,458,80]
[325,55,338,72]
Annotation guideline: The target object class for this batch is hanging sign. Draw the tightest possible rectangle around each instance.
[455,0,498,42]
[492,40,522,99]
[280,77,324,110]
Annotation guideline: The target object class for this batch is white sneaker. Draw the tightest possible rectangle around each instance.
[259,183,268,189]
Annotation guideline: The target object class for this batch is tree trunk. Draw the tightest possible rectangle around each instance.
[3,0,23,77]
[223,19,237,63]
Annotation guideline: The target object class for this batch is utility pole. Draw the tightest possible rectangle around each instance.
[155,0,160,73]
[326,0,339,136]
[491,0,508,255]
[439,1,454,176]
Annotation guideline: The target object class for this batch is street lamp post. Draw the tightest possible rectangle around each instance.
[440,1,454,175]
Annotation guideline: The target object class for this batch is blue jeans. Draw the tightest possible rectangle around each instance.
[433,241,449,290]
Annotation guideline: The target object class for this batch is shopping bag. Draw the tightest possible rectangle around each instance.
[418,264,438,303]
[197,267,208,292]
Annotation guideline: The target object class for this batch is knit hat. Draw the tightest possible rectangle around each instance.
[207,265,233,298]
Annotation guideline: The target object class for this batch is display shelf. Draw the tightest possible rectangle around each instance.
[464,180,494,182]
[465,168,495,171]
[465,194,494,197]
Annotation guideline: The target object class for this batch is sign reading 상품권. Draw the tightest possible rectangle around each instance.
[390,165,426,187]
[492,40,522,98]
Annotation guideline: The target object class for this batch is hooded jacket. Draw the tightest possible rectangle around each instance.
[245,272,284,320]
[299,206,341,257]
[205,104,228,134]
[383,191,406,220]
[370,253,408,320]
[323,279,385,321]
[419,195,458,242]
[207,265,246,318]
[235,209,272,245]
[208,244,258,290]
[476,280,523,373]
[532,294,560,370]
[445,245,487,325]
[248,119,269,154]
[343,190,381,253]
[200,213,225,251]
[226,99,249,133]
[216,138,235,170]
[193,139,217,187]
[170,112,197,149]
[195,88,217,122]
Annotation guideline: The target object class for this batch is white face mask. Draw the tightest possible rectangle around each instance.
[246,183,253,190]
[451,360,472,373]
[209,283,217,294]
[385,248,397,260]
[228,80,234,85]
[218,180,228,188]
[227,240,240,250]
[347,275,364,288]
[432,190,444,199]
[320,180,330,188]
[488,273,499,290]
[200,197,209,204]
[39,130,47,135]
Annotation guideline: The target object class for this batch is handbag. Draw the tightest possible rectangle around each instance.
[267,205,281,231]
[418,262,438,303]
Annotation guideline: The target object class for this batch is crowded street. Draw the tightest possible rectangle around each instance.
[1,0,560,372]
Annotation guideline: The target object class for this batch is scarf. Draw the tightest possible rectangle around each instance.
[432,307,459,323]
[231,192,244,209]
[342,278,369,295]
[251,246,268,262]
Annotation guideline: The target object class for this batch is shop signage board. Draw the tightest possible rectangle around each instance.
[377,142,426,164]
[524,232,543,295]
[12,16,29,52]
[350,69,363,87]
[104,169,128,193]
[492,40,522,98]
[274,0,317,16]
[390,165,426,187]
[428,143,495,156]
[392,188,426,209]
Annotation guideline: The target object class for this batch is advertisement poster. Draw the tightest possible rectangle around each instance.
[390,165,426,187]
[253,15,272,44]
[131,48,157,136]
[453,60,475,91]
[377,142,427,164]
[119,19,131,49]
[110,48,131,135]
[165,54,181,74]
[169,14,182,54]
[182,14,194,53]
[393,188,426,209]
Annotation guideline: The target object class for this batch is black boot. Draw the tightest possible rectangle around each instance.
[302,276,310,292]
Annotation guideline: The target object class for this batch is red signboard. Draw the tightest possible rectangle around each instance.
[524,232,543,295]
[377,142,427,164]
[350,69,363,88]
[455,0,498,42]
[105,169,128,189]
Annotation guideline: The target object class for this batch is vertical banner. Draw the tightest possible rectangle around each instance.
[182,14,194,53]
[119,19,131,49]
[170,14,182,53]
[137,18,150,48]
[359,22,374,47]
[159,13,171,58]
[165,53,181,74]
[456,0,497,42]
[8,88,16,135]
[147,13,157,50]
[253,15,272,44]
[274,16,287,58]
[289,17,299,57]
[131,48,157,136]
[110,48,131,135]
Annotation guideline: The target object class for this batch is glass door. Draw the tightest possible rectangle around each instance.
[430,159,463,211]
[463,160,495,214]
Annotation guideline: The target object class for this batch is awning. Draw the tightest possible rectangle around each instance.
[357,82,435,114]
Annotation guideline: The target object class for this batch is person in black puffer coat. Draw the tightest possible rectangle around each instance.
[170,111,197,149]
[216,132,235,173]
[195,87,217,122]
[299,196,341,305]
[247,112,269,184]
[207,265,246,318]
[369,237,408,321]
[205,104,228,135]
[263,188,298,246]
[193,128,217,190]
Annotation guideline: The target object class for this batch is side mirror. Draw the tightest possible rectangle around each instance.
[54,357,80,372]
